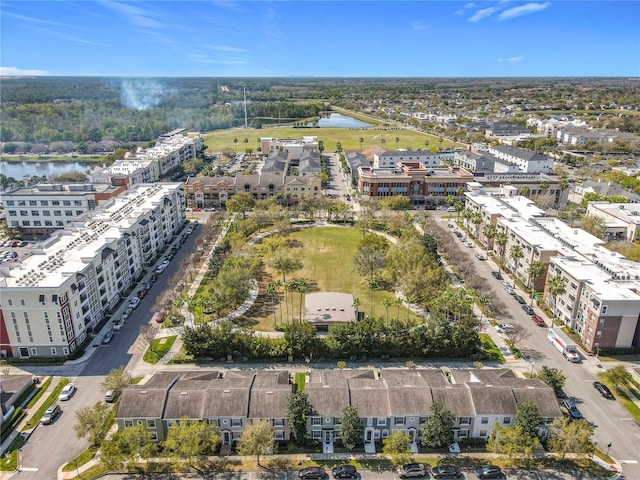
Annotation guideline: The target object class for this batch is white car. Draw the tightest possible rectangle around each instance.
[59,383,76,401]
[128,297,140,309]
[495,324,513,334]
[112,318,125,331]
[156,264,166,274]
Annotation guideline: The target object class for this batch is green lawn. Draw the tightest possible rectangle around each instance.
[479,334,506,363]
[143,335,177,364]
[23,378,69,429]
[204,125,452,154]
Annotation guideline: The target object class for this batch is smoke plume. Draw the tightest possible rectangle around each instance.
[117,78,166,110]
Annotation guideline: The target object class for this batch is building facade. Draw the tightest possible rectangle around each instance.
[0,183,185,358]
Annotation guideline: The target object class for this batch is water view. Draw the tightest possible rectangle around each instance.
[306,113,374,128]
[0,160,94,180]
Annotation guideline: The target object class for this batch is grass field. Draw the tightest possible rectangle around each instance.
[243,226,422,331]
[204,124,452,154]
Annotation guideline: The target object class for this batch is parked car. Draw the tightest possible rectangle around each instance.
[59,383,76,401]
[475,253,485,260]
[465,241,474,248]
[298,466,327,479]
[505,285,515,295]
[137,289,147,299]
[522,305,534,315]
[150,273,159,283]
[556,388,568,399]
[513,294,526,304]
[531,314,546,327]
[476,465,503,479]
[431,464,463,478]
[40,404,61,424]
[397,463,427,478]
[104,389,117,403]
[331,465,357,478]
[593,381,614,399]
[156,264,167,274]
[144,282,152,291]
[113,317,125,331]
[491,271,503,280]
[562,398,583,419]
[454,231,462,238]
[122,307,133,320]
[495,324,513,334]
[128,297,140,309]
[448,223,455,229]
[102,329,114,344]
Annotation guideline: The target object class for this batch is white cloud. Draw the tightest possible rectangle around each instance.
[498,2,551,21]
[455,2,476,15]
[497,56,524,63]
[204,45,249,53]
[411,21,429,31]
[468,6,498,22]
[0,66,50,76]
[100,0,164,29]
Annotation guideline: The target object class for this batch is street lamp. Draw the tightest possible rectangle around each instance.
[530,360,535,378]
[74,459,81,479]
[606,442,612,457]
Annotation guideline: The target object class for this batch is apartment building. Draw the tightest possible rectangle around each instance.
[465,187,640,351]
[357,164,473,205]
[185,174,322,208]
[0,183,185,358]
[0,183,127,238]
[114,368,560,452]
[486,145,553,174]
[586,202,640,242]
[372,150,447,169]
[90,130,202,185]
[259,136,318,159]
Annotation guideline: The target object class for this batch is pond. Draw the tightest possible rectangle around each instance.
[306,113,374,128]
[0,161,94,180]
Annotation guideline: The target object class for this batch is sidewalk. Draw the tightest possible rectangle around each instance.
[0,376,56,457]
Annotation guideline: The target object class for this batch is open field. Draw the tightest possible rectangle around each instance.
[243,226,423,331]
[204,125,452,154]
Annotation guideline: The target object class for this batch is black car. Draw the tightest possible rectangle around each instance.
[513,294,526,304]
[331,465,357,478]
[562,398,583,419]
[522,305,534,315]
[431,464,463,478]
[593,381,614,399]
[476,464,503,479]
[491,271,502,280]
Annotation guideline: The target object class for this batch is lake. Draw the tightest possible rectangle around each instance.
[0,161,94,180]
[306,113,374,128]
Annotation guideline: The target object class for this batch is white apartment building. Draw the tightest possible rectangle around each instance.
[259,136,318,159]
[586,202,640,242]
[0,183,185,359]
[465,188,640,352]
[90,131,202,185]
[372,150,446,169]
[0,183,127,237]
[486,145,553,174]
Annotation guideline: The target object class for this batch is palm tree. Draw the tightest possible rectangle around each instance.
[471,211,483,239]
[367,279,377,317]
[509,244,524,286]
[382,298,394,326]
[359,137,364,150]
[283,280,294,324]
[454,201,464,221]
[243,138,249,153]
[424,139,430,149]
[267,282,279,327]
[352,297,362,322]
[233,138,238,152]
[520,186,531,197]
[494,231,508,271]
[394,297,403,320]
[380,137,386,149]
[296,278,308,323]
[483,224,497,254]
[478,296,490,323]
[557,176,570,209]
[395,137,400,149]
[404,295,415,321]
[527,261,546,306]
[547,276,567,327]
[462,208,473,237]
[445,195,455,208]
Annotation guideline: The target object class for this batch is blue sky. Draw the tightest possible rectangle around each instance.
[1,1,638,77]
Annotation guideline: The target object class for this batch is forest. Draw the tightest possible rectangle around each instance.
[1,76,638,151]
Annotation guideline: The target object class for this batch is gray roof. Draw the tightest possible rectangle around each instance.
[348,376,390,417]
[305,293,354,324]
[431,386,475,417]
[249,371,292,419]
[511,381,563,418]
[493,145,547,162]
[117,372,179,419]
[467,385,517,416]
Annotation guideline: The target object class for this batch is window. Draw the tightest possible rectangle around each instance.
[231,418,242,427]
[273,418,284,426]
[149,432,158,441]
[146,419,156,428]
[481,417,489,424]
[312,430,322,439]
[51,348,57,355]
[377,417,387,426]
[22,221,30,226]
[394,417,405,426]
[30,347,37,355]
[29,200,37,206]
[459,417,471,425]
[63,201,71,206]
[41,200,49,206]
[602,305,608,314]
[124,420,134,428]
[31,211,39,216]
[275,431,285,440]
[34,221,41,226]
[43,210,51,216]
[503,417,511,425]
[479,430,488,437]
[312,417,322,426]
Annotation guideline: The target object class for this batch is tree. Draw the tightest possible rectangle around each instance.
[101,367,132,398]
[536,366,566,395]
[382,297,394,326]
[163,417,221,475]
[74,402,111,447]
[494,231,508,270]
[420,402,455,448]
[100,424,157,472]
[226,192,255,217]
[352,297,361,321]
[236,419,275,467]
[233,138,238,151]
[547,275,567,327]
[514,401,543,438]
[271,251,303,283]
[487,424,537,461]
[359,137,364,149]
[286,392,309,447]
[509,244,524,286]
[502,324,529,351]
[283,321,316,358]
[527,261,546,305]
[581,214,606,239]
[557,176,570,208]
[382,430,412,466]
[604,365,631,391]
[353,245,386,283]
[547,417,594,459]
[339,405,364,450]
[140,324,158,352]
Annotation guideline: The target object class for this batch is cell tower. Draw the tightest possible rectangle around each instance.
[243,87,248,129]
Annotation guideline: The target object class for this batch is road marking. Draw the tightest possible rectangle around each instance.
[620,460,639,464]
[19,467,39,472]
[619,417,635,420]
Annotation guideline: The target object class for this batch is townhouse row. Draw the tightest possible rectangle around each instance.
[115,368,561,453]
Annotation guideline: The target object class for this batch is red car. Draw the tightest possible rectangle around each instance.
[137,289,147,299]
[531,314,546,327]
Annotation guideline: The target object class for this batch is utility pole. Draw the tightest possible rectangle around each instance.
[243,87,248,129]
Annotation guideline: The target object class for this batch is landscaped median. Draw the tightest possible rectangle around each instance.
[143,335,177,364]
